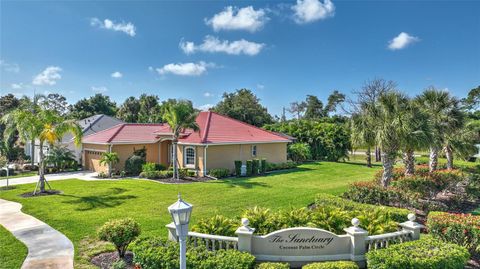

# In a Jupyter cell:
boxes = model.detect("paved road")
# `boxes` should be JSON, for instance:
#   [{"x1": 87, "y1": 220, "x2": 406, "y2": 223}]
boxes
[
  {"x1": 0, "y1": 171, "x2": 98, "y2": 187},
  {"x1": 0, "y1": 199, "x2": 74, "y2": 269}
]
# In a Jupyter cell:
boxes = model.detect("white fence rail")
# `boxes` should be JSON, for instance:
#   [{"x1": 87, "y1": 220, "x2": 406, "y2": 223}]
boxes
[
  {"x1": 187, "y1": 231, "x2": 239, "y2": 251},
  {"x1": 366, "y1": 230, "x2": 413, "y2": 251}
]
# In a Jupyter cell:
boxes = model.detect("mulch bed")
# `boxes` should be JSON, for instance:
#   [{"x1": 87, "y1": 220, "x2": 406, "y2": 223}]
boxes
[
  {"x1": 20, "y1": 190, "x2": 61, "y2": 198},
  {"x1": 91, "y1": 251, "x2": 135, "y2": 269}
]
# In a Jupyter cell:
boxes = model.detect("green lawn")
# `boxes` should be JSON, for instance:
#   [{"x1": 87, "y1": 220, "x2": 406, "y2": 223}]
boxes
[
  {"x1": 0, "y1": 161, "x2": 379, "y2": 268},
  {"x1": 0, "y1": 225, "x2": 27, "y2": 269}
]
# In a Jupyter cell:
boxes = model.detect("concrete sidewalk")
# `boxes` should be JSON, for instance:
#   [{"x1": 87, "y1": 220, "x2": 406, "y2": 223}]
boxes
[
  {"x1": 0, "y1": 171, "x2": 98, "y2": 187},
  {"x1": 0, "y1": 199, "x2": 74, "y2": 269}
]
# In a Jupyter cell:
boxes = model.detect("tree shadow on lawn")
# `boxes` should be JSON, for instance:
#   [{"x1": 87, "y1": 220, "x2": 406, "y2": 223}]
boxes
[
  {"x1": 60, "y1": 187, "x2": 138, "y2": 211},
  {"x1": 340, "y1": 161, "x2": 383, "y2": 168}
]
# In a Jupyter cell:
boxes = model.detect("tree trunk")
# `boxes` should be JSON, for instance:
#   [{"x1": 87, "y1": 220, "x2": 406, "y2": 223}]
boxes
[
  {"x1": 30, "y1": 139, "x2": 35, "y2": 165},
  {"x1": 172, "y1": 141, "x2": 178, "y2": 180},
  {"x1": 375, "y1": 147, "x2": 381, "y2": 162},
  {"x1": 404, "y1": 149, "x2": 415, "y2": 176},
  {"x1": 108, "y1": 162, "x2": 112, "y2": 178},
  {"x1": 429, "y1": 146, "x2": 438, "y2": 172},
  {"x1": 381, "y1": 151, "x2": 395, "y2": 188},
  {"x1": 38, "y1": 140, "x2": 46, "y2": 193},
  {"x1": 445, "y1": 145, "x2": 454, "y2": 170},
  {"x1": 365, "y1": 147, "x2": 372, "y2": 168}
]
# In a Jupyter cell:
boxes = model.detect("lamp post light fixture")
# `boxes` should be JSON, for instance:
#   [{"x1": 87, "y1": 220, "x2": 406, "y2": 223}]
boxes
[{"x1": 168, "y1": 193, "x2": 193, "y2": 269}]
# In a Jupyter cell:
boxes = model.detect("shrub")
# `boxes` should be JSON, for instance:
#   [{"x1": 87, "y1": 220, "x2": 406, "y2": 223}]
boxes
[
  {"x1": 142, "y1": 162, "x2": 166, "y2": 173},
  {"x1": 288, "y1": 143, "x2": 312, "y2": 163},
  {"x1": 257, "y1": 262, "x2": 290, "y2": 269},
  {"x1": 235, "y1": 160, "x2": 242, "y2": 176},
  {"x1": 252, "y1": 159, "x2": 259, "y2": 175},
  {"x1": 260, "y1": 159, "x2": 267, "y2": 174},
  {"x1": 366, "y1": 238, "x2": 470, "y2": 269},
  {"x1": 98, "y1": 218, "x2": 141, "y2": 258},
  {"x1": 111, "y1": 260, "x2": 127, "y2": 269},
  {"x1": 139, "y1": 170, "x2": 173, "y2": 179},
  {"x1": 131, "y1": 237, "x2": 255, "y2": 269},
  {"x1": 302, "y1": 261, "x2": 359, "y2": 269},
  {"x1": 246, "y1": 160, "x2": 253, "y2": 176},
  {"x1": 125, "y1": 155, "x2": 145, "y2": 176},
  {"x1": 427, "y1": 211, "x2": 480, "y2": 254},
  {"x1": 209, "y1": 168, "x2": 230, "y2": 178},
  {"x1": 265, "y1": 161, "x2": 298, "y2": 172},
  {"x1": 342, "y1": 181, "x2": 412, "y2": 208},
  {"x1": 192, "y1": 215, "x2": 238, "y2": 237}
]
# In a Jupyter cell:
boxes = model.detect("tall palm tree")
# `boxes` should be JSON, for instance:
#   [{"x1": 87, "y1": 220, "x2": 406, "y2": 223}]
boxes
[
  {"x1": 2, "y1": 108, "x2": 82, "y2": 194},
  {"x1": 415, "y1": 88, "x2": 463, "y2": 172},
  {"x1": 99, "y1": 152, "x2": 120, "y2": 178},
  {"x1": 351, "y1": 108, "x2": 376, "y2": 167},
  {"x1": 371, "y1": 91, "x2": 411, "y2": 187},
  {"x1": 163, "y1": 101, "x2": 199, "y2": 180},
  {"x1": 401, "y1": 101, "x2": 431, "y2": 176}
]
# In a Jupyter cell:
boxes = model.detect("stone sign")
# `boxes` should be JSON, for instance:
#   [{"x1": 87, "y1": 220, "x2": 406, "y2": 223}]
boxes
[{"x1": 251, "y1": 227, "x2": 351, "y2": 264}]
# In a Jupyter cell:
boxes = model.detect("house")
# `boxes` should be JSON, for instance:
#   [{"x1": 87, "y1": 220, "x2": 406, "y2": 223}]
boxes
[
  {"x1": 24, "y1": 114, "x2": 124, "y2": 163},
  {"x1": 82, "y1": 111, "x2": 291, "y2": 176}
]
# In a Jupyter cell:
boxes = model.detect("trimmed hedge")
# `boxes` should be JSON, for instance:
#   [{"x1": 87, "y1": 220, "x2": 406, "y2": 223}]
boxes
[
  {"x1": 257, "y1": 262, "x2": 290, "y2": 269},
  {"x1": 139, "y1": 170, "x2": 173, "y2": 179},
  {"x1": 427, "y1": 211, "x2": 480, "y2": 254},
  {"x1": 235, "y1": 160, "x2": 242, "y2": 176},
  {"x1": 252, "y1": 159, "x2": 259, "y2": 175},
  {"x1": 260, "y1": 159, "x2": 267, "y2": 174},
  {"x1": 131, "y1": 237, "x2": 255, "y2": 269},
  {"x1": 142, "y1": 162, "x2": 166, "y2": 173},
  {"x1": 366, "y1": 238, "x2": 470, "y2": 269},
  {"x1": 246, "y1": 160, "x2": 253, "y2": 176},
  {"x1": 265, "y1": 161, "x2": 297, "y2": 171},
  {"x1": 209, "y1": 168, "x2": 230, "y2": 178},
  {"x1": 302, "y1": 261, "x2": 358, "y2": 269}
]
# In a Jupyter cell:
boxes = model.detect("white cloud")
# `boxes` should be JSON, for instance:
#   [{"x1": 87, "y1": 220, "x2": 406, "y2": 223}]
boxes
[
  {"x1": 204, "y1": 92, "x2": 213, "y2": 97},
  {"x1": 32, "y1": 66, "x2": 62, "y2": 86},
  {"x1": 11, "y1": 83, "x2": 23, "y2": 90},
  {"x1": 90, "y1": 18, "x2": 136, "y2": 37},
  {"x1": 156, "y1": 62, "x2": 214, "y2": 76},
  {"x1": 180, "y1": 36, "x2": 265, "y2": 56},
  {"x1": 205, "y1": 6, "x2": 268, "y2": 32},
  {"x1": 199, "y1": 104, "x2": 214, "y2": 111},
  {"x1": 292, "y1": 0, "x2": 335, "y2": 24},
  {"x1": 91, "y1": 86, "x2": 108, "y2": 93},
  {"x1": 0, "y1": 60, "x2": 20, "y2": 73},
  {"x1": 111, "y1": 71, "x2": 123, "y2": 78},
  {"x1": 257, "y1": 84, "x2": 265, "y2": 89},
  {"x1": 388, "y1": 32, "x2": 420, "y2": 50}
]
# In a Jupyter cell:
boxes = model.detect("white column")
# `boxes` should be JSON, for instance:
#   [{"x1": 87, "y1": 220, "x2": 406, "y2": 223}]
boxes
[
  {"x1": 399, "y1": 213, "x2": 424, "y2": 240},
  {"x1": 235, "y1": 218, "x2": 255, "y2": 253},
  {"x1": 344, "y1": 218, "x2": 368, "y2": 266}
]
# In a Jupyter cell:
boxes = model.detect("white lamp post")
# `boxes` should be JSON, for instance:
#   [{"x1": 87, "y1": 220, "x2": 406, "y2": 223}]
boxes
[{"x1": 168, "y1": 193, "x2": 193, "y2": 269}]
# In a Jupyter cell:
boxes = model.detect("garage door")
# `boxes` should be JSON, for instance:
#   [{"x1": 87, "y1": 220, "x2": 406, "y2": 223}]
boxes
[{"x1": 84, "y1": 150, "x2": 106, "y2": 172}]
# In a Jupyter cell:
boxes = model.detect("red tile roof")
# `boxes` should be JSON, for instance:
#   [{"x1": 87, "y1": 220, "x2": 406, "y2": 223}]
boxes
[{"x1": 82, "y1": 112, "x2": 291, "y2": 145}]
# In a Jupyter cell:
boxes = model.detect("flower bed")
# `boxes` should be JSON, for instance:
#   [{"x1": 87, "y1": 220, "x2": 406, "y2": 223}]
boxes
[{"x1": 427, "y1": 211, "x2": 480, "y2": 254}]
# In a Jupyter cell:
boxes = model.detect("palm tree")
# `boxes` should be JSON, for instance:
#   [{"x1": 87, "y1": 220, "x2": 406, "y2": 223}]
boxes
[
  {"x1": 401, "y1": 102, "x2": 431, "y2": 176},
  {"x1": 351, "y1": 106, "x2": 376, "y2": 167},
  {"x1": 2, "y1": 108, "x2": 82, "y2": 194},
  {"x1": 163, "y1": 101, "x2": 199, "y2": 179},
  {"x1": 371, "y1": 91, "x2": 411, "y2": 187},
  {"x1": 99, "y1": 152, "x2": 120, "y2": 178},
  {"x1": 415, "y1": 88, "x2": 463, "y2": 172}
]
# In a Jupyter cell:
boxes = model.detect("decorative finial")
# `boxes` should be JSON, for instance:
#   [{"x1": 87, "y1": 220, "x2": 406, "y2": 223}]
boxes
[
  {"x1": 352, "y1": 218, "x2": 360, "y2": 227},
  {"x1": 407, "y1": 213, "x2": 416, "y2": 222},
  {"x1": 241, "y1": 218, "x2": 250, "y2": 227}
]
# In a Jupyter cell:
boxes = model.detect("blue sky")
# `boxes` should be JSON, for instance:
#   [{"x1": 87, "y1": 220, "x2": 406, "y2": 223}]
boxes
[{"x1": 1, "y1": 0, "x2": 479, "y2": 117}]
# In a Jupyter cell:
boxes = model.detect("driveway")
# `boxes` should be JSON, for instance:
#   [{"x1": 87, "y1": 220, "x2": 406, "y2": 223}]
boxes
[{"x1": 0, "y1": 171, "x2": 98, "y2": 187}]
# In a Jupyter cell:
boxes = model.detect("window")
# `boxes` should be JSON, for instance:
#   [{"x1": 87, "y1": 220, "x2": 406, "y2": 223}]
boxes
[
  {"x1": 251, "y1": 145, "x2": 257, "y2": 157},
  {"x1": 184, "y1": 147, "x2": 195, "y2": 167}
]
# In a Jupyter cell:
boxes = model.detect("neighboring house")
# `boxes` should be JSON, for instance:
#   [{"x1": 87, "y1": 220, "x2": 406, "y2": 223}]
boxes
[
  {"x1": 82, "y1": 111, "x2": 291, "y2": 176},
  {"x1": 24, "y1": 114, "x2": 124, "y2": 163}
]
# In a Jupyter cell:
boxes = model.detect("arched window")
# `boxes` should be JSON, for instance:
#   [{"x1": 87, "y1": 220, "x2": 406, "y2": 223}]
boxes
[{"x1": 184, "y1": 146, "x2": 195, "y2": 167}]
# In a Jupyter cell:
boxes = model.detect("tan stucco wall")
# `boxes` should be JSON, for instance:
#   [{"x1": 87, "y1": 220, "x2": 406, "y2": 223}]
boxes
[
  {"x1": 111, "y1": 143, "x2": 160, "y2": 171},
  {"x1": 178, "y1": 142, "x2": 288, "y2": 174},
  {"x1": 176, "y1": 145, "x2": 206, "y2": 176}
]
